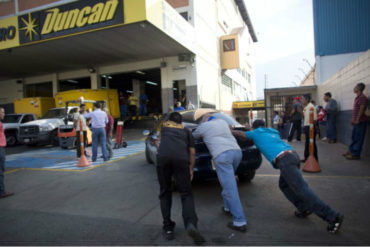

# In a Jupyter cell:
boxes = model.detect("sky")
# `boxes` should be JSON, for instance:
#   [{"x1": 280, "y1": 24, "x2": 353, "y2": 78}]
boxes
[{"x1": 244, "y1": 0, "x2": 315, "y2": 99}]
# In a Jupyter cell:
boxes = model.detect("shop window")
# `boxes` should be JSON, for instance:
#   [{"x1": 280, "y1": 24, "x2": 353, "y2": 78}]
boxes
[{"x1": 25, "y1": 82, "x2": 52, "y2": 97}]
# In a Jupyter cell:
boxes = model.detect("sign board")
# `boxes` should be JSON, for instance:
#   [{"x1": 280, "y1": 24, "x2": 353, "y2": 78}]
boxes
[{"x1": 232, "y1": 100, "x2": 265, "y2": 109}]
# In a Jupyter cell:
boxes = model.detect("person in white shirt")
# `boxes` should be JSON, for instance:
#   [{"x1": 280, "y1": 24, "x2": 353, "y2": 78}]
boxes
[
  {"x1": 273, "y1": 111, "x2": 280, "y2": 130},
  {"x1": 84, "y1": 102, "x2": 109, "y2": 162}
]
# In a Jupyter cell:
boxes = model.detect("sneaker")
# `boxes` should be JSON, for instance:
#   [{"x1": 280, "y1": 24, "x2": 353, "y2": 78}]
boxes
[
  {"x1": 327, "y1": 215, "x2": 344, "y2": 234},
  {"x1": 294, "y1": 210, "x2": 312, "y2": 218},
  {"x1": 0, "y1": 191, "x2": 14, "y2": 199},
  {"x1": 164, "y1": 230, "x2": 174, "y2": 241},
  {"x1": 321, "y1": 137, "x2": 328, "y2": 141},
  {"x1": 222, "y1": 207, "x2": 232, "y2": 216},
  {"x1": 345, "y1": 154, "x2": 360, "y2": 160},
  {"x1": 186, "y1": 223, "x2": 205, "y2": 245},
  {"x1": 227, "y1": 222, "x2": 247, "y2": 232}
]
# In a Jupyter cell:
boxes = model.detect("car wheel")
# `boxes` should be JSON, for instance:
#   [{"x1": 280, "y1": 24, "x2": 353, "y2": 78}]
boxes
[
  {"x1": 145, "y1": 145, "x2": 154, "y2": 164},
  {"x1": 6, "y1": 133, "x2": 17, "y2": 146},
  {"x1": 238, "y1": 170, "x2": 256, "y2": 183},
  {"x1": 50, "y1": 130, "x2": 59, "y2": 146}
]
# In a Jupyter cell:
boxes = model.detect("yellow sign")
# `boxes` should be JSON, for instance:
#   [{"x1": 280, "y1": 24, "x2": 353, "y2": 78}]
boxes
[
  {"x1": 0, "y1": 16, "x2": 20, "y2": 50},
  {"x1": 233, "y1": 100, "x2": 265, "y2": 109}
]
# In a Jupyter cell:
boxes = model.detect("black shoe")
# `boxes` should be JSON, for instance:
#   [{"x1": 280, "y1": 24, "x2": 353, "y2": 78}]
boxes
[
  {"x1": 164, "y1": 230, "x2": 174, "y2": 241},
  {"x1": 327, "y1": 215, "x2": 344, "y2": 234},
  {"x1": 186, "y1": 223, "x2": 205, "y2": 245},
  {"x1": 294, "y1": 210, "x2": 312, "y2": 218},
  {"x1": 222, "y1": 207, "x2": 232, "y2": 216},
  {"x1": 227, "y1": 222, "x2": 247, "y2": 232}
]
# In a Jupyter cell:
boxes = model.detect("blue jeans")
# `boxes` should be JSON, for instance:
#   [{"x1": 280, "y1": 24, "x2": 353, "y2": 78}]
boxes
[
  {"x1": 326, "y1": 114, "x2": 337, "y2": 141},
  {"x1": 0, "y1": 147, "x2": 5, "y2": 195},
  {"x1": 349, "y1": 122, "x2": 368, "y2": 156},
  {"x1": 277, "y1": 152, "x2": 339, "y2": 222},
  {"x1": 92, "y1": 128, "x2": 108, "y2": 161},
  {"x1": 214, "y1": 149, "x2": 247, "y2": 226},
  {"x1": 120, "y1": 105, "x2": 126, "y2": 119},
  {"x1": 139, "y1": 104, "x2": 147, "y2": 116}
]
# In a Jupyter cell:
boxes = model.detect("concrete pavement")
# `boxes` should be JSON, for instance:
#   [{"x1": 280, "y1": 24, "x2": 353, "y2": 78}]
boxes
[{"x1": 0, "y1": 139, "x2": 369, "y2": 245}]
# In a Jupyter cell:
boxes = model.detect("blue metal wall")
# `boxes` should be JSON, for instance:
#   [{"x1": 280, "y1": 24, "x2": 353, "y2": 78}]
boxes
[{"x1": 313, "y1": 0, "x2": 370, "y2": 56}]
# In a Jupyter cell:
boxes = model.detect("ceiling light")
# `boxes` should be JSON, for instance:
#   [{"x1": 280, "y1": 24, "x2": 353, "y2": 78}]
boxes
[
  {"x1": 146, "y1": 81, "x2": 158, "y2": 86},
  {"x1": 126, "y1": 90, "x2": 133, "y2": 93},
  {"x1": 136, "y1": 70, "x2": 146, "y2": 75},
  {"x1": 67, "y1": 79, "x2": 78, "y2": 83},
  {"x1": 107, "y1": 76, "x2": 112, "y2": 79}
]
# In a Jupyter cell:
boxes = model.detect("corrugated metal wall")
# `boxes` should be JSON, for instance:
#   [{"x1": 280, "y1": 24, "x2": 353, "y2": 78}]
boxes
[{"x1": 313, "y1": 0, "x2": 370, "y2": 56}]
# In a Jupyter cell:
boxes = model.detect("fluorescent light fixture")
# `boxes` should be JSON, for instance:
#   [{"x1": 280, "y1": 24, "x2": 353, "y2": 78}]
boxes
[
  {"x1": 136, "y1": 70, "x2": 146, "y2": 75},
  {"x1": 126, "y1": 90, "x2": 133, "y2": 93},
  {"x1": 101, "y1": 75, "x2": 107, "y2": 78},
  {"x1": 67, "y1": 79, "x2": 78, "y2": 83},
  {"x1": 173, "y1": 88, "x2": 178, "y2": 91},
  {"x1": 107, "y1": 76, "x2": 112, "y2": 79},
  {"x1": 146, "y1": 81, "x2": 158, "y2": 86}
]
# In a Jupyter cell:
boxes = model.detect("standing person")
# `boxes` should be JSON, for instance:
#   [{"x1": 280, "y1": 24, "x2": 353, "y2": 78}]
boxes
[
  {"x1": 323, "y1": 92, "x2": 338, "y2": 143},
  {"x1": 317, "y1": 106, "x2": 327, "y2": 139},
  {"x1": 302, "y1": 94, "x2": 318, "y2": 163},
  {"x1": 84, "y1": 102, "x2": 109, "y2": 162},
  {"x1": 119, "y1": 92, "x2": 127, "y2": 120},
  {"x1": 156, "y1": 112, "x2": 205, "y2": 245},
  {"x1": 278, "y1": 111, "x2": 288, "y2": 139},
  {"x1": 273, "y1": 111, "x2": 280, "y2": 130},
  {"x1": 73, "y1": 104, "x2": 89, "y2": 158},
  {"x1": 128, "y1": 92, "x2": 139, "y2": 117},
  {"x1": 193, "y1": 115, "x2": 247, "y2": 232},
  {"x1": 344, "y1": 83, "x2": 369, "y2": 160},
  {"x1": 104, "y1": 107, "x2": 114, "y2": 159},
  {"x1": 288, "y1": 97, "x2": 303, "y2": 142},
  {"x1": 232, "y1": 120, "x2": 344, "y2": 234},
  {"x1": 0, "y1": 107, "x2": 14, "y2": 199},
  {"x1": 139, "y1": 90, "x2": 148, "y2": 116}
]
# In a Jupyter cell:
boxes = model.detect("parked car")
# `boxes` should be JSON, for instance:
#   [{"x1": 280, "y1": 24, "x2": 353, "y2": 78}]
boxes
[
  {"x1": 144, "y1": 109, "x2": 262, "y2": 182},
  {"x1": 2, "y1": 113, "x2": 37, "y2": 146},
  {"x1": 18, "y1": 107, "x2": 78, "y2": 146}
]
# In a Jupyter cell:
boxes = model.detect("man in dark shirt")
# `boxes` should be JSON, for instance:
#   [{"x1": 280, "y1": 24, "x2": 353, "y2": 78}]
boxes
[
  {"x1": 323, "y1": 92, "x2": 338, "y2": 143},
  {"x1": 104, "y1": 107, "x2": 114, "y2": 159},
  {"x1": 344, "y1": 83, "x2": 369, "y2": 160},
  {"x1": 288, "y1": 97, "x2": 303, "y2": 142},
  {"x1": 156, "y1": 112, "x2": 205, "y2": 245}
]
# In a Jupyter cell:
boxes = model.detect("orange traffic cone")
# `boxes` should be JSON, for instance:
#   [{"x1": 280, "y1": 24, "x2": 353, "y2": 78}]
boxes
[
  {"x1": 77, "y1": 119, "x2": 90, "y2": 167},
  {"x1": 302, "y1": 107, "x2": 321, "y2": 173}
]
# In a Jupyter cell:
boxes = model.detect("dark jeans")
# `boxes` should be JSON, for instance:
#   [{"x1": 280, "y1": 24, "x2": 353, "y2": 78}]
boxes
[
  {"x1": 304, "y1": 126, "x2": 318, "y2": 162},
  {"x1": 92, "y1": 128, "x2": 108, "y2": 161},
  {"x1": 129, "y1": 105, "x2": 137, "y2": 117},
  {"x1": 326, "y1": 114, "x2": 337, "y2": 141},
  {"x1": 0, "y1": 147, "x2": 5, "y2": 195},
  {"x1": 76, "y1": 131, "x2": 87, "y2": 158},
  {"x1": 279, "y1": 124, "x2": 287, "y2": 139},
  {"x1": 156, "y1": 155, "x2": 198, "y2": 231},
  {"x1": 288, "y1": 120, "x2": 302, "y2": 141},
  {"x1": 349, "y1": 122, "x2": 368, "y2": 156},
  {"x1": 277, "y1": 152, "x2": 339, "y2": 222}
]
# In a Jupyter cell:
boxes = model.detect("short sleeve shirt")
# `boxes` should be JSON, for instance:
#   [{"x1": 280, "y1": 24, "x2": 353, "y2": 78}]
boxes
[
  {"x1": 105, "y1": 114, "x2": 114, "y2": 135},
  {"x1": 291, "y1": 102, "x2": 303, "y2": 121},
  {"x1": 0, "y1": 122, "x2": 6, "y2": 147},
  {"x1": 352, "y1": 94, "x2": 368, "y2": 123},
  {"x1": 74, "y1": 112, "x2": 87, "y2": 131},
  {"x1": 158, "y1": 121, "x2": 194, "y2": 161}
]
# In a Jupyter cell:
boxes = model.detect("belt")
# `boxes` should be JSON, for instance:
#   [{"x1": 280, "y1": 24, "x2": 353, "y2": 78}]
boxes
[{"x1": 274, "y1": 150, "x2": 296, "y2": 164}]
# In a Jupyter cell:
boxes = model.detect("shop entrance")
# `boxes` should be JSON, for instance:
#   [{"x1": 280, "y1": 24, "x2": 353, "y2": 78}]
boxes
[{"x1": 107, "y1": 68, "x2": 162, "y2": 116}]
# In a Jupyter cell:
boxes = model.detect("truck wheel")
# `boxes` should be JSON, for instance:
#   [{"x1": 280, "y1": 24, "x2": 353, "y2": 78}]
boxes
[
  {"x1": 50, "y1": 130, "x2": 59, "y2": 146},
  {"x1": 5, "y1": 132, "x2": 17, "y2": 146},
  {"x1": 237, "y1": 170, "x2": 256, "y2": 183}
]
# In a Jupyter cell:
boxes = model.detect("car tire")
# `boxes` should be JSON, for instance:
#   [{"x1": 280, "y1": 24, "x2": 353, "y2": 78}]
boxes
[
  {"x1": 237, "y1": 170, "x2": 256, "y2": 183},
  {"x1": 145, "y1": 145, "x2": 154, "y2": 164},
  {"x1": 50, "y1": 130, "x2": 59, "y2": 146},
  {"x1": 5, "y1": 132, "x2": 17, "y2": 146}
]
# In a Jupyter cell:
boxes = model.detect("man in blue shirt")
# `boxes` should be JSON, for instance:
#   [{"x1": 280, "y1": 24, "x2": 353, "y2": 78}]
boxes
[
  {"x1": 84, "y1": 102, "x2": 109, "y2": 162},
  {"x1": 174, "y1": 102, "x2": 185, "y2": 111},
  {"x1": 232, "y1": 120, "x2": 344, "y2": 234},
  {"x1": 139, "y1": 91, "x2": 148, "y2": 116}
]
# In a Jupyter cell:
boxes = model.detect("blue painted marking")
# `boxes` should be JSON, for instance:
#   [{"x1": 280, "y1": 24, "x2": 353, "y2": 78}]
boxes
[{"x1": 5, "y1": 141, "x2": 145, "y2": 171}]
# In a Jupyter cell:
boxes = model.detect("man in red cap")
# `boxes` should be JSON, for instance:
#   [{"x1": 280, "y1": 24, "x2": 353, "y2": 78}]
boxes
[{"x1": 288, "y1": 96, "x2": 303, "y2": 142}]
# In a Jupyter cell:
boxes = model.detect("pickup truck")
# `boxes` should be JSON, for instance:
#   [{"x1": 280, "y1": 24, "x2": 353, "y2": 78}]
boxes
[
  {"x1": 18, "y1": 107, "x2": 78, "y2": 146},
  {"x1": 2, "y1": 113, "x2": 37, "y2": 146}
]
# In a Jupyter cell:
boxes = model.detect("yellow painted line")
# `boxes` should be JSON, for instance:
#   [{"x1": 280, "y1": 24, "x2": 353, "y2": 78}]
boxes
[
  {"x1": 256, "y1": 174, "x2": 370, "y2": 179},
  {"x1": 4, "y1": 168, "x2": 23, "y2": 175}
]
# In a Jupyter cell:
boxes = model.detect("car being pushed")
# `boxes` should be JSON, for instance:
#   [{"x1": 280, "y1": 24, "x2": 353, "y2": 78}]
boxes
[{"x1": 144, "y1": 109, "x2": 262, "y2": 182}]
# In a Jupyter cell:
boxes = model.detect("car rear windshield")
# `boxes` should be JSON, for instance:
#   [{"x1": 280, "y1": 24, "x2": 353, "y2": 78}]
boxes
[
  {"x1": 41, "y1": 109, "x2": 66, "y2": 119},
  {"x1": 3, "y1": 115, "x2": 22, "y2": 123}
]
